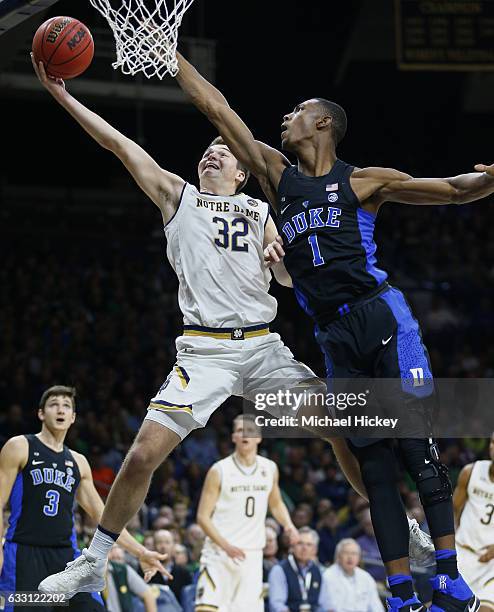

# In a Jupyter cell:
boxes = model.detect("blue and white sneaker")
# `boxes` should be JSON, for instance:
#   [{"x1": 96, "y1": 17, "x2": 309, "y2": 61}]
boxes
[
  {"x1": 387, "y1": 594, "x2": 426, "y2": 612},
  {"x1": 430, "y1": 574, "x2": 480, "y2": 612}
]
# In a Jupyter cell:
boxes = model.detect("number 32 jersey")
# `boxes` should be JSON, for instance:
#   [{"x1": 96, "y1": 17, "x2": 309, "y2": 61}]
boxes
[
  {"x1": 204, "y1": 454, "x2": 276, "y2": 551},
  {"x1": 6, "y1": 434, "x2": 81, "y2": 547},
  {"x1": 165, "y1": 184, "x2": 277, "y2": 328}
]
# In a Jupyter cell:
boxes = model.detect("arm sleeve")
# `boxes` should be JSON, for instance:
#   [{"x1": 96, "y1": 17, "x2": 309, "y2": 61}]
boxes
[
  {"x1": 268, "y1": 564, "x2": 289, "y2": 612},
  {"x1": 125, "y1": 564, "x2": 151, "y2": 598}
]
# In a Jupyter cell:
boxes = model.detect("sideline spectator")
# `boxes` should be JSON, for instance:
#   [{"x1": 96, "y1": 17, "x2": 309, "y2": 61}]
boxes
[
  {"x1": 105, "y1": 545, "x2": 157, "y2": 612},
  {"x1": 321, "y1": 538, "x2": 383, "y2": 612},
  {"x1": 268, "y1": 527, "x2": 327, "y2": 612},
  {"x1": 356, "y1": 508, "x2": 386, "y2": 583}
]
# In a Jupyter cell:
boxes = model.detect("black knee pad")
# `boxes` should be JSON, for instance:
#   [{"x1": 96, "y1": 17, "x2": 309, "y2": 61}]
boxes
[{"x1": 414, "y1": 443, "x2": 452, "y2": 508}]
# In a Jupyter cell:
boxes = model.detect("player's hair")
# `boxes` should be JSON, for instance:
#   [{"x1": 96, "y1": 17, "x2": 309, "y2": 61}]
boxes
[
  {"x1": 232, "y1": 413, "x2": 261, "y2": 437},
  {"x1": 39, "y1": 385, "x2": 76, "y2": 412},
  {"x1": 313, "y1": 98, "x2": 347, "y2": 146},
  {"x1": 334, "y1": 537, "x2": 361, "y2": 561},
  {"x1": 208, "y1": 136, "x2": 251, "y2": 193},
  {"x1": 298, "y1": 526, "x2": 320, "y2": 547}
]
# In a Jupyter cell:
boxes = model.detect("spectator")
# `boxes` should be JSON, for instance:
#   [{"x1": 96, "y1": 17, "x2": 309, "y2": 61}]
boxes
[
  {"x1": 268, "y1": 527, "x2": 327, "y2": 612},
  {"x1": 321, "y1": 538, "x2": 383, "y2": 612},
  {"x1": 264, "y1": 526, "x2": 280, "y2": 612},
  {"x1": 173, "y1": 544, "x2": 188, "y2": 567},
  {"x1": 317, "y1": 507, "x2": 348, "y2": 566},
  {"x1": 89, "y1": 445, "x2": 116, "y2": 499},
  {"x1": 143, "y1": 530, "x2": 192, "y2": 603},
  {"x1": 184, "y1": 523, "x2": 205, "y2": 571},
  {"x1": 105, "y1": 545, "x2": 157, "y2": 612}
]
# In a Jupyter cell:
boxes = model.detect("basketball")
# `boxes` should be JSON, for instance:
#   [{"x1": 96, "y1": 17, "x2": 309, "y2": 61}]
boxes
[{"x1": 32, "y1": 16, "x2": 94, "y2": 80}]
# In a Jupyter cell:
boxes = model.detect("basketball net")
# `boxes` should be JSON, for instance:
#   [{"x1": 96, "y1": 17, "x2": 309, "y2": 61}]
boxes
[{"x1": 89, "y1": 0, "x2": 196, "y2": 79}]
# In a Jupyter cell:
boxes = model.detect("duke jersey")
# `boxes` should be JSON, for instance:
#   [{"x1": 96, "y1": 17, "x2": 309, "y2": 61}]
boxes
[
  {"x1": 204, "y1": 454, "x2": 276, "y2": 551},
  {"x1": 6, "y1": 435, "x2": 80, "y2": 547},
  {"x1": 278, "y1": 160, "x2": 387, "y2": 319},
  {"x1": 456, "y1": 461, "x2": 494, "y2": 553},
  {"x1": 165, "y1": 183, "x2": 277, "y2": 328}
]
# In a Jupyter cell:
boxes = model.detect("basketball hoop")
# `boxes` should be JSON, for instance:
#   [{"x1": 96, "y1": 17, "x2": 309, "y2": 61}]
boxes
[{"x1": 89, "y1": 0, "x2": 196, "y2": 79}]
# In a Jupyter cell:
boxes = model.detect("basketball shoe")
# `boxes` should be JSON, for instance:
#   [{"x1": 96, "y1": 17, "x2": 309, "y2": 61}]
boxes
[
  {"x1": 38, "y1": 548, "x2": 106, "y2": 598},
  {"x1": 387, "y1": 594, "x2": 426, "y2": 611},
  {"x1": 408, "y1": 517, "x2": 435, "y2": 567},
  {"x1": 429, "y1": 574, "x2": 480, "y2": 612}
]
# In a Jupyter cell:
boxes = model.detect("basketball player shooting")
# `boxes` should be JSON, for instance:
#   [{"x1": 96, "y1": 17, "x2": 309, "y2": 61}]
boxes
[
  {"x1": 170, "y1": 51, "x2": 494, "y2": 612},
  {"x1": 195, "y1": 415, "x2": 296, "y2": 612},
  {"x1": 453, "y1": 433, "x2": 494, "y2": 612},
  {"x1": 0, "y1": 386, "x2": 167, "y2": 612},
  {"x1": 32, "y1": 45, "x2": 434, "y2": 600}
]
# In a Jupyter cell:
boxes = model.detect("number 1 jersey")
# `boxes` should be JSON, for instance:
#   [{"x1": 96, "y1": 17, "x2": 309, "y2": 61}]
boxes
[{"x1": 165, "y1": 184, "x2": 277, "y2": 328}]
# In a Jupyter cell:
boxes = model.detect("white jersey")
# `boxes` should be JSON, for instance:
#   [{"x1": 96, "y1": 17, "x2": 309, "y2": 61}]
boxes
[
  {"x1": 204, "y1": 454, "x2": 276, "y2": 551},
  {"x1": 456, "y1": 461, "x2": 494, "y2": 553},
  {"x1": 165, "y1": 183, "x2": 277, "y2": 328}
]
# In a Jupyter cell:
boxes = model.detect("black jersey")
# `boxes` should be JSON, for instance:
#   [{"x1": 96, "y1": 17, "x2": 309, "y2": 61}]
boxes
[
  {"x1": 5, "y1": 434, "x2": 81, "y2": 547},
  {"x1": 278, "y1": 160, "x2": 387, "y2": 319}
]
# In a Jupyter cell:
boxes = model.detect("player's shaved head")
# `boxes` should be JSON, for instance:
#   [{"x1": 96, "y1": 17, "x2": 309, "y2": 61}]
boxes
[{"x1": 313, "y1": 98, "x2": 347, "y2": 146}]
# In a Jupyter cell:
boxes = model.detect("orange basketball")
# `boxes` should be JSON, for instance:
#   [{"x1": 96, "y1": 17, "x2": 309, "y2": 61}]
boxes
[{"x1": 32, "y1": 16, "x2": 94, "y2": 80}]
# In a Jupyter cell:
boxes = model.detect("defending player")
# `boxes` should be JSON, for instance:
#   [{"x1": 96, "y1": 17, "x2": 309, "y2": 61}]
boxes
[
  {"x1": 195, "y1": 415, "x2": 297, "y2": 612},
  {"x1": 0, "y1": 385, "x2": 166, "y2": 612},
  {"x1": 169, "y1": 52, "x2": 494, "y2": 612},
  {"x1": 453, "y1": 434, "x2": 494, "y2": 612},
  {"x1": 31, "y1": 54, "x2": 433, "y2": 601}
]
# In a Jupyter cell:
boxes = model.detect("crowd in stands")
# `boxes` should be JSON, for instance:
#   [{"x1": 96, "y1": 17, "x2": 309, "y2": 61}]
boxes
[{"x1": 1, "y1": 190, "x2": 493, "y2": 610}]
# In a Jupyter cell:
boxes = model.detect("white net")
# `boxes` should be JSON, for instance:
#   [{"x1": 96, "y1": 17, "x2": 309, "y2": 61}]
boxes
[{"x1": 89, "y1": 0, "x2": 196, "y2": 79}]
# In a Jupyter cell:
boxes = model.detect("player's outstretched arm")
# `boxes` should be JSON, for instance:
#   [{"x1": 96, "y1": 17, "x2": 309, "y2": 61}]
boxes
[
  {"x1": 196, "y1": 465, "x2": 246, "y2": 560},
  {"x1": 453, "y1": 462, "x2": 473, "y2": 528},
  {"x1": 0, "y1": 436, "x2": 28, "y2": 573},
  {"x1": 175, "y1": 52, "x2": 288, "y2": 204},
  {"x1": 263, "y1": 218, "x2": 293, "y2": 288},
  {"x1": 72, "y1": 452, "x2": 170, "y2": 581},
  {"x1": 362, "y1": 164, "x2": 494, "y2": 207},
  {"x1": 31, "y1": 54, "x2": 184, "y2": 223},
  {"x1": 268, "y1": 466, "x2": 299, "y2": 545}
]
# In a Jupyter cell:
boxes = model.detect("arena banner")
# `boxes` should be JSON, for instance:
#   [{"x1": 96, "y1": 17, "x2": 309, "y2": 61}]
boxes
[
  {"x1": 241, "y1": 378, "x2": 494, "y2": 439},
  {"x1": 395, "y1": 0, "x2": 494, "y2": 70}
]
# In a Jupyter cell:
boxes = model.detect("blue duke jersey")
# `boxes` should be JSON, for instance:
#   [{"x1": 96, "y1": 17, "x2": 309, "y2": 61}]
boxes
[
  {"x1": 166, "y1": 183, "x2": 277, "y2": 328},
  {"x1": 6, "y1": 435, "x2": 80, "y2": 547},
  {"x1": 278, "y1": 160, "x2": 387, "y2": 319}
]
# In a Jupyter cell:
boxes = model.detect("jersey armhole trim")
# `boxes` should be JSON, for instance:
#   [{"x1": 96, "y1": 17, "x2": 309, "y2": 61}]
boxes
[
  {"x1": 340, "y1": 164, "x2": 361, "y2": 209},
  {"x1": 164, "y1": 181, "x2": 187, "y2": 229}
]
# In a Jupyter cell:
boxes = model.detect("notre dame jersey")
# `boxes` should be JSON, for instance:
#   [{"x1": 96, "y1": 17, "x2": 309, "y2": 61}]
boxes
[
  {"x1": 278, "y1": 160, "x2": 387, "y2": 319},
  {"x1": 5, "y1": 434, "x2": 81, "y2": 547}
]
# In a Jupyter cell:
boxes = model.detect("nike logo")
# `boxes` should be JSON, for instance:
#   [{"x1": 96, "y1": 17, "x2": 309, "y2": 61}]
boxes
[
  {"x1": 424, "y1": 459, "x2": 431, "y2": 464},
  {"x1": 32, "y1": 460, "x2": 44, "y2": 465},
  {"x1": 280, "y1": 203, "x2": 292, "y2": 215},
  {"x1": 381, "y1": 335, "x2": 393, "y2": 345},
  {"x1": 467, "y1": 596, "x2": 480, "y2": 611},
  {"x1": 410, "y1": 607, "x2": 423, "y2": 612}
]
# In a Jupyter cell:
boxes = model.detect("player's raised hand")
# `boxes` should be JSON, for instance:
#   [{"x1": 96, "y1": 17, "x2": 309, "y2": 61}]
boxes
[
  {"x1": 474, "y1": 163, "x2": 494, "y2": 177},
  {"x1": 30, "y1": 53, "x2": 66, "y2": 97},
  {"x1": 478, "y1": 544, "x2": 494, "y2": 563},
  {"x1": 284, "y1": 523, "x2": 299, "y2": 546},
  {"x1": 139, "y1": 549, "x2": 172, "y2": 582},
  {"x1": 264, "y1": 235, "x2": 285, "y2": 268},
  {"x1": 224, "y1": 543, "x2": 246, "y2": 562}
]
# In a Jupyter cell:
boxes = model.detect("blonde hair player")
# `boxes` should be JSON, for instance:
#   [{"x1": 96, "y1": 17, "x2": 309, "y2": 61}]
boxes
[
  {"x1": 453, "y1": 434, "x2": 494, "y2": 612},
  {"x1": 195, "y1": 415, "x2": 296, "y2": 612},
  {"x1": 32, "y1": 46, "x2": 432, "y2": 598}
]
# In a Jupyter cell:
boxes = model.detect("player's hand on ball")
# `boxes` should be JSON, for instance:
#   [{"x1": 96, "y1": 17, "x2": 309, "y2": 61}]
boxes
[
  {"x1": 284, "y1": 524, "x2": 299, "y2": 545},
  {"x1": 474, "y1": 163, "x2": 494, "y2": 177},
  {"x1": 224, "y1": 543, "x2": 246, "y2": 562},
  {"x1": 139, "y1": 549, "x2": 171, "y2": 582},
  {"x1": 264, "y1": 235, "x2": 285, "y2": 268},
  {"x1": 31, "y1": 53, "x2": 66, "y2": 96},
  {"x1": 479, "y1": 544, "x2": 494, "y2": 562}
]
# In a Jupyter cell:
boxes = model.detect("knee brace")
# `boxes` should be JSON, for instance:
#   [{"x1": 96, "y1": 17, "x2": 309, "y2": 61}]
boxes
[{"x1": 414, "y1": 442, "x2": 452, "y2": 508}]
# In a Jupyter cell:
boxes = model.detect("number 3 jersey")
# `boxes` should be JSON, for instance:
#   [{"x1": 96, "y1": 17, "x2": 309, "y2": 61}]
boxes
[
  {"x1": 456, "y1": 460, "x2": 494, "y2": 553},
  {"x1": 204, "y1": 454, "x2": 276, "y2": 551},
  {"x1": 165, "y1": 184, "x2": 277, "y2": 328},
  {"x1": 5, "y1": 434, "x2": 81, "y2": 547}
]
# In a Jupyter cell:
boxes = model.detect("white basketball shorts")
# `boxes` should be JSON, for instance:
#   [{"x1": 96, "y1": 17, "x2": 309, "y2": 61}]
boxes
[
  {"x1": 145, "y1": 331, "x2": 318, "y2": 439},
  {"x1": 195, "y1": 544, "x2": 264, "y2": 612},
  {"x1": 457, "y1": 545, "x2": 494, "y2": 610}
]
